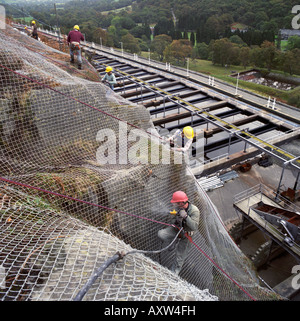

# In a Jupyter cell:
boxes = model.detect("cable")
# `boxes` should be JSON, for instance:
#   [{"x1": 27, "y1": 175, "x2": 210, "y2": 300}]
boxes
[
  {"x1": 124, "y1": 227, "x2": 183, "y2": 256},
  {"x1": 73, "y1": 227, "x2": 183, "y2": 301}
]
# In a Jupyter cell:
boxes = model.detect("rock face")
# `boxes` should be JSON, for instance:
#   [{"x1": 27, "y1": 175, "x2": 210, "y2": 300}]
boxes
[
  {"x1": 0, "y1": 186, "x2": 217, "y2": 301},
  {"x1": 0, "y1": 25, "x2": 282, "y2": 301},
  {"x1": 30, "y1": 228, "x2": 218, "y2": 301}
]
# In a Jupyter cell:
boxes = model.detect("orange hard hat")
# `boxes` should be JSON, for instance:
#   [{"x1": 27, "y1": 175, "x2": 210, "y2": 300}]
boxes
[{"x1": 170, "y1": 191, "x2": 188, "y2": 203}]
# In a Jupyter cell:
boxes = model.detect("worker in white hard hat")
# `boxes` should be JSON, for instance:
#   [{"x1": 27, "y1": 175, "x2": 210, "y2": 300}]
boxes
[
  {"x1": 167, "y1": 126, "x2": 194, "y2": 152},
  {"x1": 102, "y1": 66, "x2": 117, "y2": 90},
  {"x1": 67, "y1": 25, "x2": 84, "y2": 69}
]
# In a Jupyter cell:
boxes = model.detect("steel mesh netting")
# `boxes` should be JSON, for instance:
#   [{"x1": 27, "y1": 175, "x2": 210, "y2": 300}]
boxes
[{"x1": 0, "y1": 24, "x2": 282, "y2": 301}]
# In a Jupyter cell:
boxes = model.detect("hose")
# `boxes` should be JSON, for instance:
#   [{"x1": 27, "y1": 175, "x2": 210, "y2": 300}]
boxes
[{"x1": 73, "y1": 226, "x2": 183, "y2": 301}]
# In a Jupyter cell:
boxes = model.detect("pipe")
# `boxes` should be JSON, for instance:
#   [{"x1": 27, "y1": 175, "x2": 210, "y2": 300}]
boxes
[
  {"x1": 73, "y1": 227, "x2": 183, "y2": 301},
  {"x1": 73, "y1": 252, "x2": 123, "y2": 301}
]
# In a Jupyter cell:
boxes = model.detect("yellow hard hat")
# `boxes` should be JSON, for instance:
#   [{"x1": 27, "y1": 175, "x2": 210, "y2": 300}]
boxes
[
  {"x1": 105, "y1": 66, "x2": 113, "y2": 73},
  {"x1": 32, "y1": 20, "x2": 36, "y2": 24},
  {"x1": 183, "y1": 126, "x2": 194, "y2": 139},
  {"x1": 74, "y1": 25, "x2": 80, "y2": 30}
]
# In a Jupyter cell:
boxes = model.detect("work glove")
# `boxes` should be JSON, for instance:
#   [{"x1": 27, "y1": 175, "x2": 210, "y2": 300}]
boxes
[{"x1": 178, "y1": 209, "x2": 188, "y2": 220}]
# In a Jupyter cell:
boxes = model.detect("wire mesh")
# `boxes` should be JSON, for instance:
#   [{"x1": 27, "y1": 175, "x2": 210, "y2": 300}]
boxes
[{"x1": 0, "y1": 24, "x2": 283, "y2": 301}]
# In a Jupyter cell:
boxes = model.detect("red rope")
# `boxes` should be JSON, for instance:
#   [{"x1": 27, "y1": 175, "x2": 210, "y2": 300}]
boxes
[
  {"x1": 185, "y1": 233, "x2": 256, "y2": 301},
  {"x1": 0, "y1": 57, "x2": 256, "y2": 301},
  {"x1": 0, "y1": 176, "x2": 256, "y2": 301},
  {"x1": 0, "y1": 176, "x2": 171, "y2": 227}
]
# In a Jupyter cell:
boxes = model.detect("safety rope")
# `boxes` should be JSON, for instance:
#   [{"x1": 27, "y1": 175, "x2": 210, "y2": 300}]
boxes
[
  {"x1": 0, "y1": 176, "x2": 171, "y2": 228},
  {"x1": 73, "y1": 227, "x2": 184, "y2": 301},
  {"x1": 0, "y1": 54, "x2": 256, "y2": 300},
  {"x1": 0, "y1": 176, "x2": 256, "y2": 301}
]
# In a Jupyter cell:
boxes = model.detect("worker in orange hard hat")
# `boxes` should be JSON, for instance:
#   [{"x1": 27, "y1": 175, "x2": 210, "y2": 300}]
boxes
[
  {"x1": 157, "y1": 191, "x2": 200, "y2": 275},
  {"x1": 102, "y1": 66, "x2": 117, "y2": 90}
]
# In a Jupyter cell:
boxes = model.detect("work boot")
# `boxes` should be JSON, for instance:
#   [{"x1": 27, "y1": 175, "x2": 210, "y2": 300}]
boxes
[{"x1": 78, "y1": 64, "x2": 82, "y2": 70}]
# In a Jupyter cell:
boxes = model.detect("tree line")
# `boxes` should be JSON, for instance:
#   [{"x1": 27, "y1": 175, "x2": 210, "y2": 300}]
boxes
[
  {"x1": 150, "y1": 34, "x2": 300, "y2": 76},
  {"x1": 7, "y1": 0, "x2": 300, "y2": 77}
]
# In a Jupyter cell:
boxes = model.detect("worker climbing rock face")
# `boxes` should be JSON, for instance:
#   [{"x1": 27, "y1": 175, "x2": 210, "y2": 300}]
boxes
[
  {"x1": 67, "y1": 25, "x2": 84, "y2": 70},
  {"x1": 157, "y1": 191, "x2": 200, "y2": 275},
  {"x1": 102, "y1": 66, "x2": 117, "y2": 90}
]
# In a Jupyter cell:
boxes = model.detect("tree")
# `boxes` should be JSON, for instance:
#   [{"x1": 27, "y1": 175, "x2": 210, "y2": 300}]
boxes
[
  {"x1": 229, "y1": 35, "x2": 246, "y2": 46},
  {"x1": 280, "y1": 49, "x2": 300, "y2": 75},
  {"x1": 261, "y1": 41, "x2": 278, "y2": 71},
  {"x1": 93, "y1": 27, "x2": 111, "y2": 46},
  {"x1": 250, "y1": 46, "x2": 264, "y2": 68},
  {"x1": 287, "y1": 36, "x2": 300, "y2": 50},
  {"x1": 163, "y1": 39, "x2": 192, "y2": 65},
  {"x1": 121, "y1": 33, "x2": 140, "y2": 54},
  {"x1": 190, "y1": 32, "x2": 195, "y2": 47},
  {"x1": 239, "y1": 47, "x2": 250, "y2": 69},
  {"x1": 151, "y1": 34, "x2": 172, "y2": 61},
  {"x1": 212, "y1": 38, "x2": 233, "y2": 66},
  {"x1": 196, "y1": 42, "x2": 209, "y2": 60}
]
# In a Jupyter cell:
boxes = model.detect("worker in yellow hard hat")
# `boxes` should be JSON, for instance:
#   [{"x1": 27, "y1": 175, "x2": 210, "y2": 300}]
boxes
[
  {"x1": 31, "y1": 20, "x2": 38, "y2": 40},
  {"x1": 24, "y1": 26, "x2": 30, "y2": 36},
  {"x1": 67, "y1": 25, "x2": 84, "y2": 69},
  {"x1": 102, "y1": 66, "x2": 117, "y2": 90},
  {"x1": 167, "y1": 126, "x2": 194, "y2": 152}
]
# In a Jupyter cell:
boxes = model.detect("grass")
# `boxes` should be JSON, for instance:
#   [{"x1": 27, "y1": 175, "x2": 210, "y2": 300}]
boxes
[
  {"x1": 14, "y1": 16, "x2": 34, "y2": 23},
  {"x1": 101, "y1": 5, "x2": 132, "y2": 15},
  {"x1": 139, "y1": 51, "x2": 299, "y2": 106},
  {"x1": 188, "y1": 59, "x2": 300, "y2": 106}
]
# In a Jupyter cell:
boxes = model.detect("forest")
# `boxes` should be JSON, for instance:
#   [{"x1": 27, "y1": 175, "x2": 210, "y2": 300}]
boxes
[{"x1": 5, "y1": 0, "x2": 300, "y2": 80}]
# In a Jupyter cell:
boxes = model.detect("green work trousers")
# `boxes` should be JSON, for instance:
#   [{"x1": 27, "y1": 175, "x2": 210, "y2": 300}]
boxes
[{"x1": 158, "y1": 226, "x2": 191, "y2": 275}]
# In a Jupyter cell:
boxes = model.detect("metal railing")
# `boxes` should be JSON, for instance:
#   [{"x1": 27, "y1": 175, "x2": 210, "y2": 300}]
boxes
[{"x1": 234, "y1": 183, "x2": 300, "y2": 213}]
